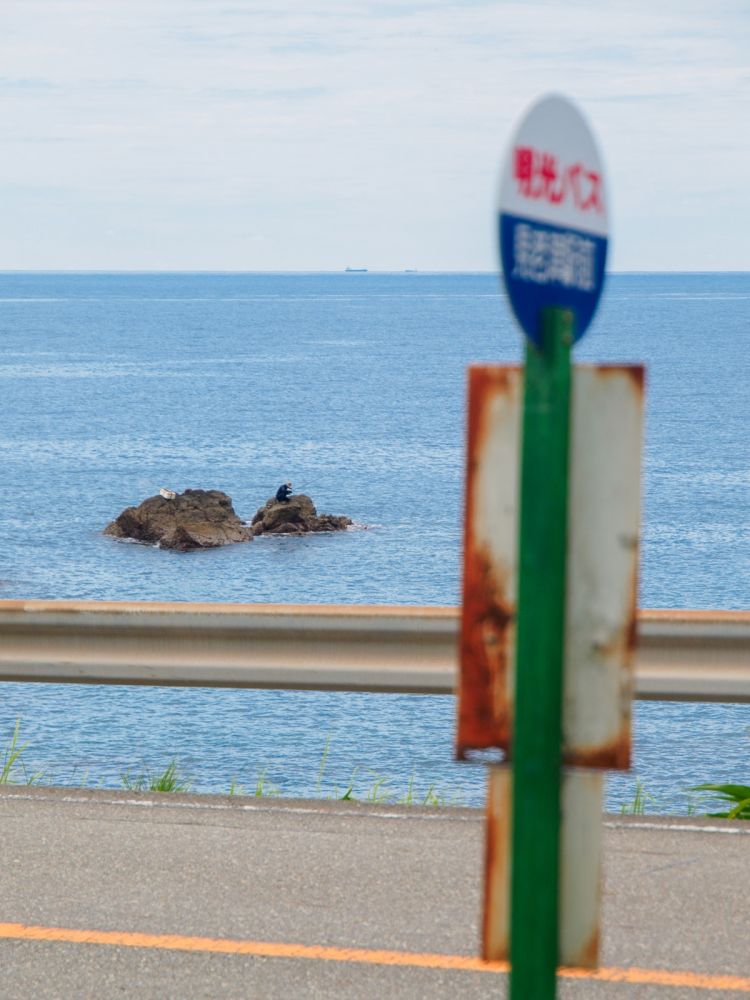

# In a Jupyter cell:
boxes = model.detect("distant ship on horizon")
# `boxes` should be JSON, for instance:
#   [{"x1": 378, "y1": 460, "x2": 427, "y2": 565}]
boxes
[{"x1": 344, "y1": 266, "x2": 368, "y2": 273}]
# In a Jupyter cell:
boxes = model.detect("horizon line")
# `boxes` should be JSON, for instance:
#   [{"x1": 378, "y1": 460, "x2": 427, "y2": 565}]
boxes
[{"x1": 0, "y1": 268, "x2": 748, "y2": 276}]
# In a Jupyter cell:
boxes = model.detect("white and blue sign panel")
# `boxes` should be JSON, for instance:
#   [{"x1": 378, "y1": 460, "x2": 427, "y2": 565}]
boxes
[{"x1": 498, "y1": 95, "x2": 608, "y2": 345}]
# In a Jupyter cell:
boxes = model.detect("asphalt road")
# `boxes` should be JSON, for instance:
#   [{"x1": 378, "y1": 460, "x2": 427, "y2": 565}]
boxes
[{"x1": 0, "y1": 786, "x2": 747, "y2": 999}]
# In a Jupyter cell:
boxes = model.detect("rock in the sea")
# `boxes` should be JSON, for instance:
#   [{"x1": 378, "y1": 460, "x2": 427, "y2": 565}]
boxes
[
  {"x1": 104, "y1": 489, "x2": 253, "y2": 551},
  {"x1": 250, "y1": 494, "x2": 352, "y2": 536}
]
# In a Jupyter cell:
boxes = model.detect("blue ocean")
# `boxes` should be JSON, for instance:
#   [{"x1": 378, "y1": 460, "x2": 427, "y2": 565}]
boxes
[{"x1": 0, "y1": 272, "x2": 747, "y2": 812}]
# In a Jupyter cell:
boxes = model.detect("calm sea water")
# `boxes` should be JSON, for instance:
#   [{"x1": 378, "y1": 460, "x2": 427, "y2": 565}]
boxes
[{"x1": 0, "y1": 272, "x2": 747, "y2": 812}]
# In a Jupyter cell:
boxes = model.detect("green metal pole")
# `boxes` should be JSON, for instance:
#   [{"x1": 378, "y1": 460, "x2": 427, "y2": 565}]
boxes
[{"x1": 509, "y1": 306, "x2": 573, "y2": 1000}]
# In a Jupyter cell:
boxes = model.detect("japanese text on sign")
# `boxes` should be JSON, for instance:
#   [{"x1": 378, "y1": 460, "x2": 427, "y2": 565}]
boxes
[
  {"x1": 514, "y1": 146, "x2": 603, "y2": 215},
  {"x1": 512, "y1": 223, "x2": 596, "y2": 292}
]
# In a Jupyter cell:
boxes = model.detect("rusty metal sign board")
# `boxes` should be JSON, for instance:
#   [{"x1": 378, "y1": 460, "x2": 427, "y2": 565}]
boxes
[
  {"x1": 457, "y1": 366, "x2": 521, "y2": 759},
  {"x1": 483, "y1": 766, "x2": 604, "y2": 967},
  {"x1": 457, "y1": 363, "x2": 643, "y2": 769}
]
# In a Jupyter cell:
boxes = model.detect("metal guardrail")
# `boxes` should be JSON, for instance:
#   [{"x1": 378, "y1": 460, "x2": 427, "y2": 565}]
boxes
[{"x1": 0, "y1": 601, "x2": 747, "y2": 701}]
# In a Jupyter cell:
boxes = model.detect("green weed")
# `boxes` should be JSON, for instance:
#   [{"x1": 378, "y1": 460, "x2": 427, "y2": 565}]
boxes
[
  {"x1": 0, "y1": 719, "x2": 44, "y2": 785},
  {"x1": 399, "y1": 774, "x2": 417, "y2": 805},
  {"x1": 121, "y1": 759, "x2": 192, "y2": 793},
  {"x1": 333, "y1": 767, "x2": 359, "y2": 801},
  {"x1": 0, "y1": 723, "x2": 457, "y2": 807},
  {"x1": 421, "y1": 783, "x2": 447, "y2": 807},
  {"x1": 253, "y1": 769, "x2": 279, "y2": 797},
  {"x1": 620, "y1": 779, "x2": 656, "y2": 815},
  {"x1": 690, "y1": 783, "x2": 750, "y2": 820},
  {"x1": 364, "y1": 773, "x2": 391, "y2": 803}
]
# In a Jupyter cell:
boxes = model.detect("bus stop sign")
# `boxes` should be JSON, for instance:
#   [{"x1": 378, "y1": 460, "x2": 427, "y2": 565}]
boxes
[{"x1": 498, "y1": 94, "x2": 608, "y2": 345}]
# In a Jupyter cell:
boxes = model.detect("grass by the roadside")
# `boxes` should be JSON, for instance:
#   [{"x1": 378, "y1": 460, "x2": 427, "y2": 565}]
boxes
[
  {"x1": 619, "y1": 778, "x2": 656, "y2": 815},
  {"x1": 0, "y1": 721, "x2": 461, "y2": 806},
  {"x1": 3, "y1": 720, "x2": 747, "y2": 817},
  {"x1": 617, "y1": 779, "x2": 734, "y2": 818},
  {"x1": 0, "y1": 719, "x2": 45, "y2": 786},
  {"x1": 689, "y1": 782, "x2": 750, "y2": 820},
  {"x1": 121, "y1": 759, "x2": 192, "y2": 793}
]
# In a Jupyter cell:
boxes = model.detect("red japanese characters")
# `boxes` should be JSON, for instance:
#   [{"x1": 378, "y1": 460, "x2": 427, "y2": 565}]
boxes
[{"x1": 514, "y1": 145, "x2": 604, "y2": 215}]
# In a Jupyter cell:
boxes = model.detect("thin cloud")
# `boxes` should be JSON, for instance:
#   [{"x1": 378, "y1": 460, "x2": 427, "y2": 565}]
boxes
[{"x1": 0, "y1": 0, "x2": 747, "y2": 270}]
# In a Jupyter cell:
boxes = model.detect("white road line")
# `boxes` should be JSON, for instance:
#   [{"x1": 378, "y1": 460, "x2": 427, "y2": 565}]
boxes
[
  {"x1": 0, "y1": 792, "x2": 477, "y2": 822},
  {"x1": 604, "y1": 820, "x2": 750, "y2": 835},
  {"x1": 2, "y1": 792, "x2": 748, "y2": 833}
]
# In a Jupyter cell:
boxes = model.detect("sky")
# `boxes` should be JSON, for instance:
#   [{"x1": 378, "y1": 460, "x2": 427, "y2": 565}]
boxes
[{"x1": 1, "y1": 1, "x2": 748, "y2": 272}]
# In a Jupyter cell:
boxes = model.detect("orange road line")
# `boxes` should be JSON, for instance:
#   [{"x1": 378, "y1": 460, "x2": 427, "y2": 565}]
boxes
[{"x1": 0, "y1": 922, "x2": 748, "y2": 993}]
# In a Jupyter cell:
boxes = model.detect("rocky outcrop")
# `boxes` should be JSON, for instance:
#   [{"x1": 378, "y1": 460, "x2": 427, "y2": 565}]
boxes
[
  {"x1": 250, "y1": 494, "x2": 352, "y2": 536},
  {"x1": 104, "y1": 490, "x2": 253, "y2": 552}
]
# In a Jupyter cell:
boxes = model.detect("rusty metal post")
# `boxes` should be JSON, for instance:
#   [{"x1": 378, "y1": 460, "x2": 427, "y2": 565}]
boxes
[{"x1": 509, "y1": 306, "x2": 572, "y2": 1000}]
